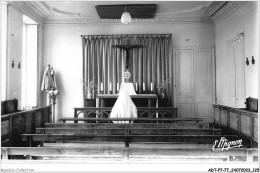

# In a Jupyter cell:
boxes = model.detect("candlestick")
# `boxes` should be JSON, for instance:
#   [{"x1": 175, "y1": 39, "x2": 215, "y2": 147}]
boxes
[
  {"x1": 151, "y1": 82, "x2": 153, "y2": 91},
  {"x1": 101, "y1": 82, "x2": 103, "y2": 92},
  {"x1": 109, "y1": 82, "x2": 112, "y2": 92},
  {"x1": 143, "y1": 82, "x2": 145, "y2": 91},
  {"x1": 117, "y1": 83, "x2": 119, "y2": 92}
]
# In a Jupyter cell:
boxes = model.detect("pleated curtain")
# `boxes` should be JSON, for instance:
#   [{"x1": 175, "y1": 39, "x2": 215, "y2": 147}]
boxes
[{"x1": 82, "y1": 34, "x2": 173, "y2": 106}]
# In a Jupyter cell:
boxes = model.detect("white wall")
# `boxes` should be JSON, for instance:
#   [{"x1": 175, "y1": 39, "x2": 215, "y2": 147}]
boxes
[
  {"x1": 42, "y1": 22, "x2": 215, "y2": 120},
  {"x1": 215, "y1": 2, "x2": 258, "y2": 105},
  {"x1": 7, "y1": 6, "x2": 23, "y2": 109},
  {"x1": 5, "y1": 6, "x2": 44, "y2": 109}
]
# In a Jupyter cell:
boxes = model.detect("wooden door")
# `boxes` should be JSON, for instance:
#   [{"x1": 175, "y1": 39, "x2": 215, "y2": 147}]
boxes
[
  {"x1": 176, "y1": 48, "x2": 213, "y2": 120},
  {"x1": 194, "y1": 49, "x2": 213, "y2": 119},
  {"x1": 176, "y1": 49, "x2": 194, "y2": 118}
]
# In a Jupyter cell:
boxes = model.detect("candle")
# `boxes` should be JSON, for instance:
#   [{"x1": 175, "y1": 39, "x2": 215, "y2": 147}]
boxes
[
  {"x1": 143, "y1": 82, "x2": 145, "y2": 91},
  {"x1": 109, "y1": 82, "x2": 112, "y2": 92},
  {"x1": 117, "y1": 83, "x2": 119, "y2": 91},
  {"x1": 151, "y1": 82, "x2": 153, "y2": 91},
  {"x1": 101, "y1": 82, "x2": 103, "y2": 91},
  {"x1": 136, "y1": 82, "x2": 138, "y2": 91}
]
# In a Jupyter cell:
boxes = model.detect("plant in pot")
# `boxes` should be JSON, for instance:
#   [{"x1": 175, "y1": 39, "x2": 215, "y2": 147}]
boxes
[{"x1": 81, "y1": 78, "x2": 98, "y2": 107}]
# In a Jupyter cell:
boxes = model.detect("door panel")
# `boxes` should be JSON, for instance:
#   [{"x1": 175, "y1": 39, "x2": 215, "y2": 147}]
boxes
[
  {"x1": 235, "y1": 38, "x2": 245, "y2": 108},
  {"x1": 227, "y1": 43, "x2": 236, "y2": 98},
  {"x1": 194, "y1": 50, "x2": 211, "y2": 96},
  {"x1": 226, "y1": 37, "x2": 245, "y2": 108},
  {"x1": 179, "y1": 102, "x2": 194, "y2": 118},
  {"x1": 176, "y1": 49, "x2": 194, "y2": 118},
  {"x1": 178, "y1": 50, "x2": 193, "y2": 96},
  {"x1": 195, "y1": 102, "x2": 210, "y2": 118},
  {"x1": 194, "y1": 49, "x2": 212, "y2": 118},
  {"x1": 226, "y1": 42, "x2": 236, "y2": 107}
]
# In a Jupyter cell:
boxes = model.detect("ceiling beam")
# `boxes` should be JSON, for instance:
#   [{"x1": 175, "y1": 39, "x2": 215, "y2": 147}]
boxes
[
  {"x1": 95, "y1": 4, "x2": 157, "y2": 19},
  {"x1": 204, "y1": 1, "x2": 247, "y2": 24}
]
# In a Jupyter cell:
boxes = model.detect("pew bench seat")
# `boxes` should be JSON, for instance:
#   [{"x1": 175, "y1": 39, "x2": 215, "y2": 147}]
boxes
[
  {"x1": 2, "y1": 146, "x2": 258, "y2": 162},
  {"x1": 22, "y1": 134, "x2": 238, "y2": 147},
  {"x1": 45, "y1": 122, "x2": 211, "y2": 129},
  {"x1": 36, "y1": 127, "x2": 222, "y2": 135},
  {"x1": 59, "y1": 117, "x2": 204, "y2": 123}
]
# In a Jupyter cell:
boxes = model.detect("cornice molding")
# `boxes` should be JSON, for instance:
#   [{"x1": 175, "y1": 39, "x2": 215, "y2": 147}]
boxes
[
  {"x1": 206, "y1": 1, "x2": 247, "y2": 24},
  {"x1": 45, "y1": 16, "x2": 212, "y2": 24},
  {"x1": 10, "y1": 1, "x2": 45, "y2": 24},
  {"x1": 11, "y1": 1, "x2": 212, "y2": 25}
]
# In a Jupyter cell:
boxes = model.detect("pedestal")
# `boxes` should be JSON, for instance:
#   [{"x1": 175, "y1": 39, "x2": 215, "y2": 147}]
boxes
[{"x1": 51, "y1": 97, "x2": 57, "y2": 123}]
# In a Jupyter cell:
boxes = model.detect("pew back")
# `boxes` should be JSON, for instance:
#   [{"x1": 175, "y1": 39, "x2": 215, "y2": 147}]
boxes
[{"x1": 1, "y1": 106, "x2": 51, "y2": 147}]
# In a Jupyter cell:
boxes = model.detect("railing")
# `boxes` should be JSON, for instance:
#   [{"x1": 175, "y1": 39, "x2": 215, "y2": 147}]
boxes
[
  {"x1": 73, "y1": 107, "x2": 177, "y2": 123},
  {"x1": 213, "y1": 104, "x2": 258, "y2": 145},
  {"x1": 1, "y1": 106, "x2": 52, "y2": 147}
]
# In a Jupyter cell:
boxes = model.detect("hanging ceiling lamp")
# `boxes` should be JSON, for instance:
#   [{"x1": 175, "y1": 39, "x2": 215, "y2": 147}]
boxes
[{"x1": 121, "y1": 5, "x2": 131, "y2": 24}]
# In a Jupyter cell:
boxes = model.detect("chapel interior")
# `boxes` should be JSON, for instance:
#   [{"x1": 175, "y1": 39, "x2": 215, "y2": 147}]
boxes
[{"x1": 0, "y1": 1, "x2": 259, "y2": 164}]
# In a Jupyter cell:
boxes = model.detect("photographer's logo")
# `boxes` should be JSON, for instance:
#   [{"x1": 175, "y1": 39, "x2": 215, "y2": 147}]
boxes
[{"x1": 212, "y1": 137, "x2": 243, "y2": 151}]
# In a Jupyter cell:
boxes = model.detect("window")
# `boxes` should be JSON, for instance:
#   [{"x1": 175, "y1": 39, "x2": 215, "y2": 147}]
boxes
[
  {"x1": 22, "y1": 15, "x2": 38, "y2": 107},
  {"x1": 1, "y1": 3, "x2": 8, "y2": 101}
]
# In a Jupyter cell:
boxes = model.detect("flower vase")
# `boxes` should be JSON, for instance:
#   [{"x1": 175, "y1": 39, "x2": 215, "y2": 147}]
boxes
[{"x1": 160, "y1": 89, "x2": 165, "y2": 99}]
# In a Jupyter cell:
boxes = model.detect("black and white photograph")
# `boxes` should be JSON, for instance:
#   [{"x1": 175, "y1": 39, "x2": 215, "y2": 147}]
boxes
[{"x1": 0, "y1": 0, "x2": 259, "y2": 172}]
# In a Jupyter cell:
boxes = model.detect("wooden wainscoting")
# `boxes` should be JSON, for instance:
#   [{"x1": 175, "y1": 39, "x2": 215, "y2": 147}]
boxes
[{"x1": 213, "y1": 104, "x2": 258, "y2": 146}]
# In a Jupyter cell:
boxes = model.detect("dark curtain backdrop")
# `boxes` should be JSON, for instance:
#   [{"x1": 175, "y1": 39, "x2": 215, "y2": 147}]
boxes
[{"x1": 82, "y1": 34, "x2": 173, "y2": 106}]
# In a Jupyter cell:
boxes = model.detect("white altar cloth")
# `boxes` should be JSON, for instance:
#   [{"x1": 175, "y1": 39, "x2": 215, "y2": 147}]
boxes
[
  {"x1": 110, "y1": 85, "x2": 137, "y2": 123},
  {"x1": 120, "y1": 83, "x2": 137, "y2": 95}
]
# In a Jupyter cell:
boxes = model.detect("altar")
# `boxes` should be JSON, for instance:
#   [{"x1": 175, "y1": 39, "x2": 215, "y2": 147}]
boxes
[{"x1": 96, "y1": 94, "x2": 158, "y2": 108}]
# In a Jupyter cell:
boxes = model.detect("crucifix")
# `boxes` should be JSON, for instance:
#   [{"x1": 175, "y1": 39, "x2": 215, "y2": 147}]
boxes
[{"x1": 112, "y1": 45, "x2": 143, "y2": 70}]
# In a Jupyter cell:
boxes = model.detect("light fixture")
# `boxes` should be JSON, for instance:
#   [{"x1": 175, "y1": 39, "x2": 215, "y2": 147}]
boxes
[
  {"x1": 121, "y1": 5, "x2": 131, "y2": 24},
  {"x1": 251, "y1": 56, "x2": 255, "y2": 65},
  {"x1": 246, "y1": 57, "x2": 249, "y2": 66},
  {"x1": 18, "y1": 62, "x2": 21, "y2": 69},
  {"x1": 11, "y1": 60, "x2": 15, "y2": 68}
]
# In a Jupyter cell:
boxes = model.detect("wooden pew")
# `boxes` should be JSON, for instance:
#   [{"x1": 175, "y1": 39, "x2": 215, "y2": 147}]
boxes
[
  {"x1": 1, "y1": 99, "x2": 18, "y2": 115},
  {"x1": 2, "y1": 146, "x2": 258, "y2": 162},
  {"x1": 1, "y1": 106, "x2": 51, "y2": 147},
  {"x1": 59, "y1": 117, "x2": 204, "y2": 123},
  {"x1": 23, "y1": 122, "x2": 235, "y2": 147},
  {"x1": 45, "y1": 122, "x2": 211, "y2": 129},
  {"x1": 36, "y1": 127, "x2": 222, "y2": 135},
  {"x1": 22, "y1": 133, "x2": 239, "y2": 147},
  {"x1": 22, "y1": 117, "x2": 237, "y2": 148}
]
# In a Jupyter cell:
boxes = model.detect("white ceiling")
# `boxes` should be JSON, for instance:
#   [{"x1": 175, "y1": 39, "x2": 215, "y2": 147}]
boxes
[
  {"x1": 10, "y1": 1, "x2": 236, "y2": 24},
  {"x1": 28, "y1": 1, "x2": 213, "y2": 19}
]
